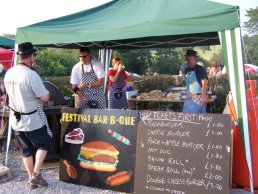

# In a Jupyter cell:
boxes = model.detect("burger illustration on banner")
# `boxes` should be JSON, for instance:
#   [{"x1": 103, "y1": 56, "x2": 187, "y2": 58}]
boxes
[
  {"x1": 65, "y1": 128, "x2": 84, "y2": 144},
  {"x1": 77, "y1": 141, "x2": 119, "y2": 172}
]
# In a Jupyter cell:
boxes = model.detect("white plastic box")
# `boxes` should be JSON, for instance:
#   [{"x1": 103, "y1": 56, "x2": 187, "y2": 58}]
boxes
[{"x1": 126, "y1": 90, "x2": 139, "y2": 99}]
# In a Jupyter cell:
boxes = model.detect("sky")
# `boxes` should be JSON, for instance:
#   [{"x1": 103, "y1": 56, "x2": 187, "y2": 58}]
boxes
[{"x1": 0, "y1": 0, "x2": 257, "y2": 35}]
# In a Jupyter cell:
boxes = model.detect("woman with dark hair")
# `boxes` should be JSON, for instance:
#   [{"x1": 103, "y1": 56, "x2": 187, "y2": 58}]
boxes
[{"x1": 107, "y1": 57, "x2": 128, "y2": 109}]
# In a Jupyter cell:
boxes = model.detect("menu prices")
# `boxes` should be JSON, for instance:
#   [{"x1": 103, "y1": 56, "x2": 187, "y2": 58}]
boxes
[{"x1": 134, "y1": 111, "x2": 231, "y2": 194}]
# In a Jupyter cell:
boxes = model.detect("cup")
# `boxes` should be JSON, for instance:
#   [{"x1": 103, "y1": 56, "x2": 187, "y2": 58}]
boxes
[{"x1": 207, "y1": 91, "x2": 212, "y2": 100}]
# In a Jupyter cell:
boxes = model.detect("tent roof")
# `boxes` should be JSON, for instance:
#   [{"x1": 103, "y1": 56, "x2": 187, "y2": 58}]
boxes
[
  {"x1": 16, "y1": 0, "x2": 240, "y2": 49},
  {"x1": 0, "y1": 36, "x2": 15, "y2": 49}
]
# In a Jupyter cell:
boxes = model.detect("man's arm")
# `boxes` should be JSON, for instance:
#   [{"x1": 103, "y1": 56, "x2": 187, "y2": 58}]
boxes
[
  {"x1": 77, "y1": 77, "x2": 105, "y2": 89},
  {"x1": 201, "y1": 79, "x2": 208, "y2": 104}
]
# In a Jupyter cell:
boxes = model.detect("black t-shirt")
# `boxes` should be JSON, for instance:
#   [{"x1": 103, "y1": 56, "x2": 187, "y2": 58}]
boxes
[{"x1": 185, "y1": 65, "x2": 208, "y2": 87}]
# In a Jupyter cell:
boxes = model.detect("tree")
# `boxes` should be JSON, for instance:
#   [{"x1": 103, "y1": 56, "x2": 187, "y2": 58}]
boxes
[
  {"x1": 2, "y1": 33, "x2": 15, "y2": 40},
  {"x1": 112, "y1": 49, "x2": 153, "y2": 75},
  {"x1": 243, "y1": 35, "x2": 258, "y2": 65},
  {"x1": 153, "y1": 48, "x2": 181, "y2": 74},
  {"x1": 35, "y1": 48, "x2": 78, "y2": 76},
  {"x1": 243, "y1": 7, "x2": 258, "y2": 35}
]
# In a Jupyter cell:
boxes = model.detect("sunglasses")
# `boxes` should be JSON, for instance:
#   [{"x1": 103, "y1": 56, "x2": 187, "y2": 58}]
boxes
[
  {"x1": 33, "y1": 53, "x2": 37, "y2": 57},
  {"x1": 79, "y1": 55, "x2": 89, "y2": 58}
]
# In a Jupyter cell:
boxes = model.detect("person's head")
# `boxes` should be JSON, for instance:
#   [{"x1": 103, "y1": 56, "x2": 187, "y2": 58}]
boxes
[
  {"x1": 79, "y1": 47, "x2": 91, "y2": 64},
  {"x1": 210, "y1": 60, "x2": 218, "y2": 68},
  {"x1": 185, "y1": 50, "x2": 197, "y2": 68},
  {"x1": 16, "y1": 42, "x2": 37, "y2": 66},
  {"x1": 112, "y1": 56, "x2": 121, "y2": 70}
]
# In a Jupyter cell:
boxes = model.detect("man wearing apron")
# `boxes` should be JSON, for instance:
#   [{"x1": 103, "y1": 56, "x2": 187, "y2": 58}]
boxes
[
  {"x1": 107, "y1": 57, "x2": 128, "y2": 109},
  {"x1": 70, "y1": 47, "x2": 106, "y2": 109},
  {"x1": 183, "y1": 50, "x2": 208, "y2": 113},
  {"x1": 4, "y1": 42, "x2": 52, "y2": 189}
]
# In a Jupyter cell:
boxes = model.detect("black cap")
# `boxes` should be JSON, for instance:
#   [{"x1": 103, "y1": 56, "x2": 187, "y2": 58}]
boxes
[
  {"x1": 185, "y1": 49, "x2": 197, "y2": 57},
  {"x1": 16, "y1": 42, "x2": 37, "y2": 55}
]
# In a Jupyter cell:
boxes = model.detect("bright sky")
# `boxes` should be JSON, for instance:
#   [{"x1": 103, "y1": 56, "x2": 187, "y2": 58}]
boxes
[{"x1": 0, "y1": 0, "x2": 257, "y2": 35}]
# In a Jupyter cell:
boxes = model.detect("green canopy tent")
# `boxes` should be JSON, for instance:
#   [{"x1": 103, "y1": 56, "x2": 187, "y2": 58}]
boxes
[
  {"x1": 15, "y1": 0, "x2": 253, "y2": 190},
  {"x1": 0, "y1": 36, "x2": 15, "y2": 49}
]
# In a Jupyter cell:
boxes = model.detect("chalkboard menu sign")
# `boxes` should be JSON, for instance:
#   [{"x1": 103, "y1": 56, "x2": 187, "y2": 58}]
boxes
[{"x1": 134, "y1": 111, "x2": 231, "y2": 194}]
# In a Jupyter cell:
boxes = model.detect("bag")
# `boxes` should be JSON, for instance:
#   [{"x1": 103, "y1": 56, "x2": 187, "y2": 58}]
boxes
[
  {"x1": 114, "y1": 92, "x2": 123, "y2": 100},
  {"x1": 88, "y1": 100, "x2": 98, "y2": 108}
]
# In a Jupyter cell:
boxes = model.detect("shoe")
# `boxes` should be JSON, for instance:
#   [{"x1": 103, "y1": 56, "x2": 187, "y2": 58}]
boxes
[{"x1": 30, "y1": 173, "x2": 48, "y2": 190}]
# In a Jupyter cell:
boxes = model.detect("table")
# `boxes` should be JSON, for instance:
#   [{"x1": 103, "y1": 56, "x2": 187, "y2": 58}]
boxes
[{"x1": 128, "y1": 95, "x2": 217, "y2": 110}]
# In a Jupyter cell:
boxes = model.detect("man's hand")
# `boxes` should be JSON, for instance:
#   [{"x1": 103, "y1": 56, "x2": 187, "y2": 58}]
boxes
[
  {"x1": 81, "y1": 95, "x2": 88, "y2": 103},
  {"x1": 201, "y1": 95, "x2": 208, "y2": 104},
  {"x1": 78, "y1": 83, "x2": 88, "y2": 89}
]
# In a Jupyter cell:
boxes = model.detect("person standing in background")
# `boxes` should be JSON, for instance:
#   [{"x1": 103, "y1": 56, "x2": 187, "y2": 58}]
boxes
[
  {"x1": 183, "y1": 50, "x2": 208, "y2": 113},
  {"x1": 70, "y1": 47, "x2": 106, "y2": 109},
  {"x1": 4, "y1": 42, "x2": 52, "y2": 190},
  {"x1": 209, "y1": 60, "x2": 222, "y2": 76},
  {"x1": 107, "y1": 57, "x2": 128, "y2": 109}
]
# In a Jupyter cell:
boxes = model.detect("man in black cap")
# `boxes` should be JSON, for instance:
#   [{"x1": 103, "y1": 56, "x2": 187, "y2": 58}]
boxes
[
  {"x1": 4, "y1": 42, "x2": 52, "y2": 189},
  {"x1": 183, "y1": 49, "x2": 208, "y2": 113}
]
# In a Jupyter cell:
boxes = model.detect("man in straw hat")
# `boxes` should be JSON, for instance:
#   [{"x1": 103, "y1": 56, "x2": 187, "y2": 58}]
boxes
[
  {"x1": 183, "y1": 49, "x2": 208, "y2": 113},
  {"x1": 4, "y1": 42, "x2": 52, "y2": 190}
]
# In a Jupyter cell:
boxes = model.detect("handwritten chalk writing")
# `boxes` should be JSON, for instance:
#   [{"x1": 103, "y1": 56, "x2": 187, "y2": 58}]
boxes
[
  {"x1": 167, "y1": 178, "x2": 186, "y2": 185},
  {"x1": 148, "y1": 129, "x2": 165, "y2": 136},
  {"x1": 148, "y1": 155, "x2": 165, "y2": 163},
  {"x1": 205, "y1": 162, "x2": 222, "y2": 171},
  {"x1": 207, "y1": 141, "x2": 223, "y2": 150},
  {"x1": 167, "y1": 130, "x2": 190, "y2": 138},
  {"x1": 61, "y1": 113, "x2": 91, "y2": 123},
  {"x1": 206, "y1": 129, "x2": 223, "y2": 136},
  {"x1": 148, "y1": 164, "x2": 165, "y2": 173},
  {"x1": 167, "y1": 158, "x2": 184, "y2": 166},
  {"x1": 146, "y1": 121, "x2": 183, "y2": 128},
  {"x1": 205, "y1": 172, "x2": 223, "y2": 181},
  {"x1": 206, "y1": 152, "x2": 223, "y2": 160},
  {"x1": 118, "y1": 116, "x2": 136, "y2": 125},
  {"x1": 198, "y1": 115, "x2": 212, "y2": 122},
  {"x1": 166, "y1": 167, "x2": 180, "y2": 175},
  {"x1": 160, "y1": 149, "x2": 171, "y2": 155},
  {"x1": 147, "y1": 186, "x2": 164, "y2": 192},
  {"x1": 185, "y1": 178, "x2": 206, "y2": 187},
  {"x1": 181, "y1": 141, "x2": 204, "y2": 151},
  {"x1": 212, "y1": 122, "x2": 224, "y2": 128},
  {"x1": 140, "y1": 112, "x2": 200, "y2": 124},
  {"x1": 93, "y1": 115, "x2": 108, "y2": 124},
  {"x1": 147, "y1": 147, "x2": 159, "y2": 153},
  {"x1": 135, "y1": 112, "x2": 231, "y2": 194},
  {"x1": 205, "y1": 181, "x2": 223, "y2": 191},
  {"x1": 147, "y1": 137, "x2": 161, "y2": 145},
  {"x1": 181, "y1": 167, "x2": 195, "y2": 177},
  {"x1": 163, "y1": 140, "x2": 180, "y2": 147},
  {"x1": 147, "y1": 174, "x2": 166, "y2": 184}
]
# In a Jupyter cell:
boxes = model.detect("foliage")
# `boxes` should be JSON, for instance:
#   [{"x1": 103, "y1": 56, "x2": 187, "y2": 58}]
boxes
[
  {"x1": 243, "y1": 8, "x2": 258, "y2": 35},
  {"x1": 35, "y1": 48, "x2": 78, "y2": 76},
  {"x1": 2, "y1": 33, "x2": 15, "y2": 40},
  {"x1": 137, "y1": 74, "x2": 175, "y2": 92},
  {"x1": 112, "y1": 49, "x2": 152, "y2": 75},
  {"x1": 207, "y1": 75, "x2": 230, "y2": 113},
  {"x1": 243, "y1": 35, "x2": 258, "y2": 66},
  {"x1": 152, "y1": 48, "x2": 181, "y2": 74}
]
